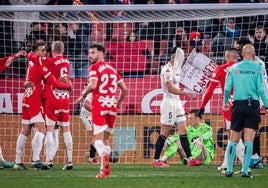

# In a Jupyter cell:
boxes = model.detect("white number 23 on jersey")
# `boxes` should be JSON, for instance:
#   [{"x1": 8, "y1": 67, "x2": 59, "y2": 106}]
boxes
[{"x1": 99, "y1": 74, "x2": 117, "y2": 94}]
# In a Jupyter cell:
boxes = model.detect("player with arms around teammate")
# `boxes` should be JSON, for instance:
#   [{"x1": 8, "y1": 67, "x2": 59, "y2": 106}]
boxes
[
  {"x1": 42, "y1": 41, "x2": 73, "y2": 170},
  {"x1": 223, "y1": 44, "x2": 268, "y2": 178},
  {"x1": 0, "y1": 50, "x2": 26, "y2": 73},
  {"x1": 13, "y1": 42, "x2": 71, "y2": 170},
  {"x1": 152, "y1": 47, "x2": 200, "y2": 167},
  {"x1": 0, "y1": 50, "x2": 26, "y2": 169},
  {"x1": 198, "y1": 48, "x2": 244, "y2": 172},
  {"x1": 77, "y1": 43, "x2": 127, "y2": 178}
]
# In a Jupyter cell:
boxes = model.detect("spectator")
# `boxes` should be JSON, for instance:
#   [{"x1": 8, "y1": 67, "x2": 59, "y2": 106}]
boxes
[
  {"x1": 125, "y1": 30, "x2": 152, "y2": 74},
  {"x1": 0, "y1": 21, "x2": 13, "y2": 57},
  {"x1": 48, "y1": 23, "x2": 69, "y2": 53},
  {"x1": 126, "y1": 31, "x2": 139, "y2": 42},
  {"x1": 247, "y1": 25, "x2": 267, "y2": 60},
  {"x1": 210, "y1": 17, "x2": 246, "y2": 57},
  {"x1": 67, "y1": 21, "x2": 91, "y2": 78},
  {"x1": 82, "y1": 0, "x2": 107, "y2": 4},
  {"x1": 9, "y1": 0, "x2": 49, "y2": 51},
  {"x1": 136, "y1": 0, "x2": 168, "y2": 56},
  {"x1": 204, "y1": 18, "x2": 223, "y2": 40},
  {"x1": 126, "y1": 30, "x2": 152, "y2": 57},
  {"x1": 167, "y1": 23, "x2": 189, "y2": 55},
  {"x1": 189, "y1": 0, "x2": 219, "y2": 3},
  {"x1": 26, "y1": 22, "x2": 48, "y2": 44},
  {"x1": 185, "y1": 30, "x2": 210, "y2": 56},
  {"x1": 46, "y1": 0, "x2": 73, "y2": 4}
]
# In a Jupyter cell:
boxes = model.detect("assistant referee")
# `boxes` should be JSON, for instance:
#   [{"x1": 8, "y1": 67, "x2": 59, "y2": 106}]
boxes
[{"x1": 223, "y1": 44, "x2": 268, "y2": 178}]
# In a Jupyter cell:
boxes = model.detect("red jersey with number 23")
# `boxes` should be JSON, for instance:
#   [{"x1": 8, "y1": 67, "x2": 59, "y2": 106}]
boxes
[{"x1": 89, "y1": 61, "x2": 122, "y2": 128}]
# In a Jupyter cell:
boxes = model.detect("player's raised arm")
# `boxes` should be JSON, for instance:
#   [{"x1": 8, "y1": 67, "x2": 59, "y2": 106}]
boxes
[{"x1": 0, "y1": 50, "x2": 27, "y2": 73}]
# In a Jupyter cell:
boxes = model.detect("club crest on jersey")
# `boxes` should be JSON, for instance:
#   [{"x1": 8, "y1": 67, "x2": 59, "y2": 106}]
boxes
[
  {"x1": 43, "y1": 66, "x2": 48, "y2": 72},
  {"x1": 234, "y1": 69, "x2": 239, "y2": 74}
]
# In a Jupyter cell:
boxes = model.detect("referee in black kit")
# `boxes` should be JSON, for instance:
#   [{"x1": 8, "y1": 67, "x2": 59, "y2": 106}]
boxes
[{"x1": 223, "y1": 44, "x2": 268, "y2": 178}]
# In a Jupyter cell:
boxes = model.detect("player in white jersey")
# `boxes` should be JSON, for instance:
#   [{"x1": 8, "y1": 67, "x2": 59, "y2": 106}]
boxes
[
  {"x1": 152, "y1": 47, "x2": 201, "y2": 167},
  {"x1": 80, "y1": 90, "x2": 97, "y2": 164}
]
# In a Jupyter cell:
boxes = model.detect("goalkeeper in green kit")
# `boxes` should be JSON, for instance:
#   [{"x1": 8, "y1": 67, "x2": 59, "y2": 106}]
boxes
[{"x1": 161, "y1": 109, "x2": 214, "y2": 165}]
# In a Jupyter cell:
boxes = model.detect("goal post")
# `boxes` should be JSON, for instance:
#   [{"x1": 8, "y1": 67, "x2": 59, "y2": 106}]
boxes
[{"x1": 0, "y1": 3, "x2": 268, "y2": 165}]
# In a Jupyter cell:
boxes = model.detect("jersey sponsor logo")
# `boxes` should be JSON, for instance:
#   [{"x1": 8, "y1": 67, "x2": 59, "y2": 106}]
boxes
[
  {"x1": 100, "y1": 110, "x2": 116, "y2": 116},
  {"x1": 98, "y1": 96, "x2": 116, "y2": 108},
  {"x1": 53, "y1": 89, "x2": 69, "y2": 99},
  {"x1": 54, "y1": 109, "x2": 69, "y2": 114},
  {"x1": 43, "y1": 66, "x2": 48, "y2": 72}
]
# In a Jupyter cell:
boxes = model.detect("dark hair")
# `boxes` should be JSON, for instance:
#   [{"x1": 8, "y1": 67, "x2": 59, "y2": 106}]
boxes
[
  {"x1": 189, "y1": 109, "x2": 202, "y2": 119},
  {"x1": 126, "y1": 30, "x2": 139, "y2": 42},
  {"x1": 32, "y1": 41, "x2": 46, "y2": 52},
  {"x1": 31, "y1": 22, "x2": 40, "y2": 28},
  {"x1": 89, "y1": 43, "x2": 106, "y2": 54},
  {"x1": 237, "y1": 39, "x2": 251, "y2": 46},
  {"x1": 170, "y1": 47, "x2": 177, "y2": 55}
]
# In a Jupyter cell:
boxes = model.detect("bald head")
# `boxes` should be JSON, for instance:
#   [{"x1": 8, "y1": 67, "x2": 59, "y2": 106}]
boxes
[{"x1": 242, "y1": 44, "x2": 255, "y2": 60}]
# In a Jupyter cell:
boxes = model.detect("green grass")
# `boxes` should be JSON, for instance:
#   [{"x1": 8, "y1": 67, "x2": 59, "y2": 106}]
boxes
[{"x1": 0, "y1": 164, "x2": 267, "y2": 188}]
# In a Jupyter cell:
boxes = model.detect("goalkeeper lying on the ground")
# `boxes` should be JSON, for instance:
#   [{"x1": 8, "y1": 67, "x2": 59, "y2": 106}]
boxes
[{"x1": 161, "y1": 109, "x2": 215, "y2": 165}]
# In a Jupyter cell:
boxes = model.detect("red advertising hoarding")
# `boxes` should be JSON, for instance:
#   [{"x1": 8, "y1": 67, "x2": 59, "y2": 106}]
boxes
[{"x1": 0, "y1": 76, "x2": 224, "y2": 114}]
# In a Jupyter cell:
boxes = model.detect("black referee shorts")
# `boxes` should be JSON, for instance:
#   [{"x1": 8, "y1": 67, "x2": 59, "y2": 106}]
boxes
[{"x1": 231, "y1": 100, "x2": 260, "y2": 132}]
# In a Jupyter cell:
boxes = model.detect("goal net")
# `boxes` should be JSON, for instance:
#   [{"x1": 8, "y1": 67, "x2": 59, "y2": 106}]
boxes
[{"x1": 0, "y1": 3, "x2": 268, "y2": 165}]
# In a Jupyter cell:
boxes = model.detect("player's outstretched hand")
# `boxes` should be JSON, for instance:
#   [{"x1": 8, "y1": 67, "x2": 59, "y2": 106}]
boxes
[
  {"x1": 75, "y1": 90, "x2": 87, "y2": 104},
  {"x1": 186, "y1": 92, "x2": 196, "y2": 99},
  {"x1": 222, "y1": 104, "x2": 230, "y2": 112},
  {"x1": 75, "y1": 96, "x2": 84, "y2": 104},
  {"x1": 15, "y1": 50, "x2": 27, "y2": 58}
]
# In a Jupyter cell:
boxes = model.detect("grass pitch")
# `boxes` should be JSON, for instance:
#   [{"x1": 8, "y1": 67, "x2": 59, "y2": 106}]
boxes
[{"x1": 0, "y1": 164, "x2": 267, "y2": 188}]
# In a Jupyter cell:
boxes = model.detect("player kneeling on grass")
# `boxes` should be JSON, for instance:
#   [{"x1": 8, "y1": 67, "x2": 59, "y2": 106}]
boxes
[{"x1": 160, "y1": 109, "x2": 214, "y2": 165}]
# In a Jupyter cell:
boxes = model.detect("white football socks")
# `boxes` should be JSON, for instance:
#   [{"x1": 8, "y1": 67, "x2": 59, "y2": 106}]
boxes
[
  {"x1": 45, "y1": 131, "x2": 54, "y2": 162},
  {"x1": 15, "y1": 134, "x2": 28, "y2": 164},
  {"x1": 0, "y1": 146, "x2": 4, "y2": 162},
  {"x1": 32, "y1": 131, "x2": 45, "y2": 161},
  {"x1": 63, "y1": 131, "x2": 73, "y2": 162}
]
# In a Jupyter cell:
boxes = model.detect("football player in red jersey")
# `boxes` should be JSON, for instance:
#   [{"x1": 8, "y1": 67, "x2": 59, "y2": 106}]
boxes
[
  {"x1": 0, "y1": 51, "x2": 26, "y2": 73},
  {"x1": 41, "y1": 41, "x2": 73, "y2": 170},
  {"x1": 0, "y1": 50, "x2": 26, "y2": 169},
  {"x1": 77, "y1": 43, "x2": 127, "y2": 178},
  {"x1": 14, "y1": 42, "x2": 71, "y2": 170},
  {"x1": 198, "y1": 48, "x2": 245, "y2": 173}
]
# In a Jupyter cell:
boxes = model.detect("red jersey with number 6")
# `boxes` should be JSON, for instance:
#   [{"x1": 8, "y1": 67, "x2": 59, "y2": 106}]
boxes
[{"x1": 42, "y1": 55, "x2": 71, "y2": 126}]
